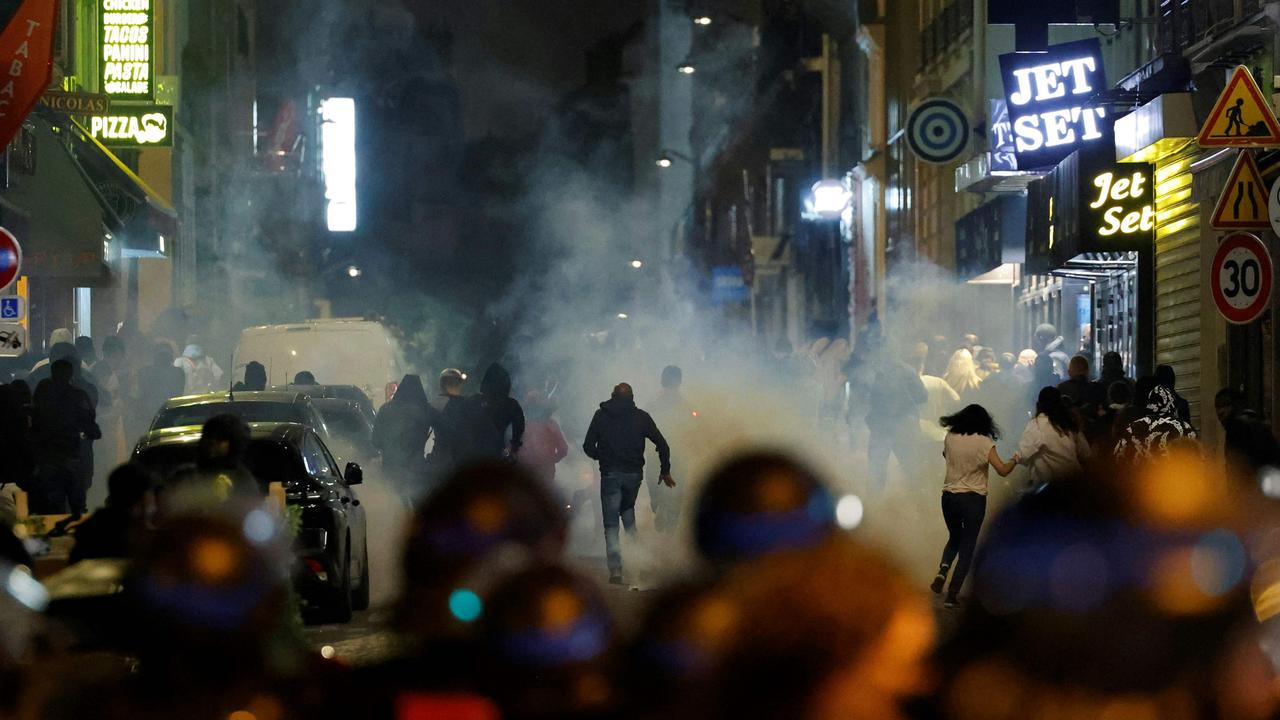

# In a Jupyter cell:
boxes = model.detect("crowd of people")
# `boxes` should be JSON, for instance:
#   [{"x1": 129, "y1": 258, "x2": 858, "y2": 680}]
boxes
[
  {"x1": 2, "y1": 432, "x2": 1277, "y2": 719},
  {"x1": 0, "y1": 326, "x2": 216, "y2": 517}
]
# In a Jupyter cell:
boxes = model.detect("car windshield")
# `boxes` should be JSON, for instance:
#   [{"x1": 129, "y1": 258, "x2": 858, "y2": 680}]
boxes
[
  {"x1": 152, "y1": 401, "x2": 307, "y2": 430},
  {"x1": 316, "y1": 404, "x2": 367, "y2": 439}
]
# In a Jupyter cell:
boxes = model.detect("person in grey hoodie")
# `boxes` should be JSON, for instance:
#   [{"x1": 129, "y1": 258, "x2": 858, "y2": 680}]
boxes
[{"x1": 583, "y1": 383, "x2": 673, "y2": 584}]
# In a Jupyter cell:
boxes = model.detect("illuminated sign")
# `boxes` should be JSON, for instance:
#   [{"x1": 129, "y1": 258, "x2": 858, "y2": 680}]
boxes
[
  {"x1": 999, "y1": 38, "x2": 1108, "y2": 170},
  {"x1": 88, "y1": 104, "x2": 171, "y2": 147},
  {"x1": 100, "y1": 0, "x2": 152, "y2": 99},
  {"x1": 320, "y1": 98, "x2": 357, "y2": 232},
  {"x1": 1082, "y1": 163, "x2": 1153, "y2": 247}
]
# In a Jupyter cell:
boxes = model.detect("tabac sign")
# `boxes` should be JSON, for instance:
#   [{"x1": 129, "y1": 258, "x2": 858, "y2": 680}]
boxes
[
  {"x1": 88, "y1": 104, "x2": 171, "y2": 147},
  {"x1": 999, "y1": 38, "x2": 1109, "y2": 170},
  {"x1": 100, "y1": 0, "x2": 152, "y2": 99},
  {"x1": 1081, "y1": 162, "x2": 1154, "y2": 250}
]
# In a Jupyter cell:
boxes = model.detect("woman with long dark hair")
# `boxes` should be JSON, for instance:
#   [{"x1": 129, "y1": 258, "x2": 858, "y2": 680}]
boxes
[
  {"x1": 933, "y1": 404, "x2": 1018, "y2": 608},
  {"x1": 1016, "y1": 386, "x2": 1091, "y2": 486}
]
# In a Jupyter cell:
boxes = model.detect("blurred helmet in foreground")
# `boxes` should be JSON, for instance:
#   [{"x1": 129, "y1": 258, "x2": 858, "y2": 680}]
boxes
[
  {"x1": 125, "y1": 506, "x2": 292, "y2": 683},
  {"x1": 941, "y1": 450, "x2": 1277, "y2": 720},
  {"x1": 623, "y1": 577, "x2": 742, "y2": 719},
  {"x1": 707, "y1": 535, "x2": 935, "y2": 720},
  {"x1": 477, "y1": 561, "x2": 617, "y2": 720},
  {"x1": 398, "y1": 462, "x2": 567, "y2": 638},
  {"x1": 694, "y1": 452, "x2": 836, "y2": 566}
]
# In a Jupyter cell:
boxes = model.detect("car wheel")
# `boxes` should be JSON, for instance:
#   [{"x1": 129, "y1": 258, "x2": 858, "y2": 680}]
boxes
[
  {"x1": 352, "y1": 542, "x2": 370, "y2": 611},
  {"x1": 326, "y1": 543, "x2": 353, "y2": 624}
]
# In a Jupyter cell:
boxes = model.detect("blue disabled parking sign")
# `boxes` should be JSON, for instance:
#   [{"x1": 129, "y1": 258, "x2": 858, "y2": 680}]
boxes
[{"x1": 0, "y1": 296, "x2": 23, "y2": 321}]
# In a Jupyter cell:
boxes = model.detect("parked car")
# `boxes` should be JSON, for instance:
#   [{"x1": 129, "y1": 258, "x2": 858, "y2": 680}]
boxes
[
  {"x1": 311, "y1": 397, "x2": 377, "y2": 464},
  {"x1": 146, "y1": 391, "x2": 331, "y2": 445},
  {"x1": 276, "y1": 383, "x2": 376, "y2": 425},
  {"x1": 132, "y1": 422, "x2": 369, "y2": 623},
  {"x1": 233, "y1": 319, "x2": 407, "y2": 410}
]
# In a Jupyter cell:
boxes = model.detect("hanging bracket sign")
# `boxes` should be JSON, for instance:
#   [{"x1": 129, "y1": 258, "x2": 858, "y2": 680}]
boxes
[
  {"x1": 1211, "y1": 232, "x2": 1273, "y2": 324},
  {"x1": 1211, "y1": 151, "x2": 1271, "y2": 230},
  {"x1": 906, "y1": 98, "x2": 970, "y2": 165},
  {"x1": 1197, "y1": 65, "x2": 1280, "y2": 148}
]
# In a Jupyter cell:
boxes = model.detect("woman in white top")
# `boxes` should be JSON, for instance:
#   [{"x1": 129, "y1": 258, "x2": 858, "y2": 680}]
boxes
[
  {"x1": 933, "y1": 404, "x2": 1019, "y2": 608},
  {"x1": 1017, "y1": 386, "x2": 1092, "y2": 486}
]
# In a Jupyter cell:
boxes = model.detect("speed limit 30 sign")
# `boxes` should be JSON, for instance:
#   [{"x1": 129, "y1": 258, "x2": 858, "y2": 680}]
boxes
[{"x1": 1212, "y1": 232, "x2": 1273, "y2": 324}]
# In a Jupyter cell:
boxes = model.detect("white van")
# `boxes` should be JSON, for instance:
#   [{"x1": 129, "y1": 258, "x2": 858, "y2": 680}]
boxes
[{"x1": 233, "y1": 319, "x2": 407, "y2": 410}]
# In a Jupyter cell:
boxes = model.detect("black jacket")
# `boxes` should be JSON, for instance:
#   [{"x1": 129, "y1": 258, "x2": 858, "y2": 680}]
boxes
[
  {"x1": 455, "y1": 364, "x2": 525, "y2": 461},
  {"x1": 583, "y1": 397, "x2": 670, "y2": 475},
  {"x1": 1223, "y1": 409, "x2": 1280, "y2": 476},
  {"x1": 32, "y1": 379, "x2": 100, "y2": 464}
]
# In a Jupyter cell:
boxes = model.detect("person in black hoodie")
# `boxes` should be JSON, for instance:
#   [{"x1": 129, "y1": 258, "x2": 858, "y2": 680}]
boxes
[
  {"x1": 30, "y1": 359, "x2": 101, "y2": 514},
  {"x1": 1215, "y1": 387, "x2": 1280, "y2": 481},
  {"x1": 583, "y1": 383, "x2": 673, "y2": 584},
  {"x1": 373, "y1": 374, "x2": 440, "y2": 498},
  {"x1": 455, "y1": 363, "x2": 525, "y2": 463}
]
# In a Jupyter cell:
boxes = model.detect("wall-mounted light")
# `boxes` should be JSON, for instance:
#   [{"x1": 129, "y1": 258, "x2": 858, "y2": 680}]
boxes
[
  {"x1": 693, "y1": 15, "x2": 712, "y2": 26},
  {"x1": 803, "y1": 180, "x2": 852, "y2": 220},
  {"x1": 677, "y1": 62, "x2": 696, "y2": 75}
]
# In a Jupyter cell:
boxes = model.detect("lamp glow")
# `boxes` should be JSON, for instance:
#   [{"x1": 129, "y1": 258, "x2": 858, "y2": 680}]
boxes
[{"x1": 804, "y1": 180, "x2": 852, "y2": 220}]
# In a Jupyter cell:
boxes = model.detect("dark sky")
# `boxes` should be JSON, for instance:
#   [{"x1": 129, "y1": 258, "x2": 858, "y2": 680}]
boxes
[{"x1": 407, "y1": 0, "x2": 647, "y2": 139}]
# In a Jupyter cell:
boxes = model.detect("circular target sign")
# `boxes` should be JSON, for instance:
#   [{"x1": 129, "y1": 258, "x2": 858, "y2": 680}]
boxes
[
  {"x1": 907, "y1": 98, "x2": 970, "y2": 165},
  {"x1": 1212, "y1": 232, "x2": 1273, "y2": 324}
]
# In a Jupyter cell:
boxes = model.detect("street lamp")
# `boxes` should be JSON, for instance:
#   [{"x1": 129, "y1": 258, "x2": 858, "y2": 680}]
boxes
[
  {"x1": 693, "y1": 15, "x2": 712, "y2": 25},
  {"x1": 630, "y1": 259, "x2": 644, "y2": 269},
  {"x1": 346, "y1": 265, "x2": 362, "y2": 278},
  {"x1": 803, "y1": 179, "x2": 852, "y2": 220},
  {"x1": 677, "y1": 61, "x2": 696, "y2": 75},
  {"x1": 616, "y1": 313, "x2": 629, "y2": 320},
  {"x1": 656, "y1": 149, "x2": 694, "y2": 169}
]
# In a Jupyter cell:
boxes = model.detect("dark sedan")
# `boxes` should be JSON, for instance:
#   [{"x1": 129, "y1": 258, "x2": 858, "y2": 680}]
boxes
[{"x1": 133, "y1": 422, "x2": 370, "y2": 624}]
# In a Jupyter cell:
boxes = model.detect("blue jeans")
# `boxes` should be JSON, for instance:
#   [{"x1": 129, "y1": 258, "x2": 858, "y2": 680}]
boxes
[{"x1": 600, "y1": 471, "x2": 643, "y2": 574}]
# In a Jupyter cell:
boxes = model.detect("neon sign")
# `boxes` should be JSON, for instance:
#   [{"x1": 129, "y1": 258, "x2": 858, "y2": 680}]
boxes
[
  {"x1": 999, "y1": 38, "x2": 1108, "y2": 169},
  {"x1": 101, "y1": 0, "x2": 152, "y2": 99},
  {"x1": 1083, "y1": 163, "x2": 1154, "y2": 246},
  {"x1": 88, "y1": 104, "x2": 172, "y2": 147}
]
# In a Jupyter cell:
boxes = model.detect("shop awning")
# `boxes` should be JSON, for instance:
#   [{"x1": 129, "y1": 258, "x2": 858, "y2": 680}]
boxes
[
  {"x1": 39, "y1": 108, "x2": 178, "y2": 257},
  {"x1": 1, "y1": 116, "x2": 110, "y2": 282}
]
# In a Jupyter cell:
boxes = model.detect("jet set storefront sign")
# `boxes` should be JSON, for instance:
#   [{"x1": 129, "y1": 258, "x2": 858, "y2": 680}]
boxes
[
  {"x1": 999, "y1": 38, "x2": 1109, "y2": 170},
  {"x1": 88, "y1": 104, "x2": 171, "y2": 147},
  {"x1": 1082, "y1": 162, "x2": 1154, "y2": 251},
  {"x1": 101, "y1": 0, "x2": 153, "y2": 99}
]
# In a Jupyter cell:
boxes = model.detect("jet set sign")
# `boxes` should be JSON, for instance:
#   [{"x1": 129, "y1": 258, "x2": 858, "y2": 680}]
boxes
[
  {"x1": 88, "y1": 104, "x2": 172, "y2": 147},
  {"x1": 1081, "y1": 162, "x2": 1154, "y2": 250},
  {"x1": 101, "y1": 0, "x2": 153, "y2": 99},
  {"x1": 999, "y1": 38, "x2": 1109, "y2": 170}
]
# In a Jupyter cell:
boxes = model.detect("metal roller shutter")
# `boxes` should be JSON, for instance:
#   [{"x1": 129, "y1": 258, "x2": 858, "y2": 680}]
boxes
[{"x1": 1153, "y1": 143, "x2": 1201, "y2": 426}]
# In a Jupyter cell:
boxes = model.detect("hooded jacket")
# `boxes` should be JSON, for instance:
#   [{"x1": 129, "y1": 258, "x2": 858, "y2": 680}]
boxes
[
  {"x1": 1113, "y1": 385, "x2": 1198, "y2": 463},
  {"x1": 455, "y1": 364, "x2": 525, "y2": 461},
  {"x1": 373, "y1": 375, "x2": 440, "y2": 471},
  {"x1": 583, "y1": 396, "x2": 671, "y2": 475}
]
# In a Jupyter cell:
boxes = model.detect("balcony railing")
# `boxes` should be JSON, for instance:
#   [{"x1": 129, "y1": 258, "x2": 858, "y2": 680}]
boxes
[
  {"x1": 919, "y1": 0, "x2": 974, "y2": 73},
  {"x1": 1157, "y1": 0, "x2": 1263, "y2": 53}
]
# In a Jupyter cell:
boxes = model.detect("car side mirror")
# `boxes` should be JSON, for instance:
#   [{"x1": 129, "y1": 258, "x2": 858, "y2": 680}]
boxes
[{"x1": 344, "y1": 462, "x2": 363, "y2": 485}]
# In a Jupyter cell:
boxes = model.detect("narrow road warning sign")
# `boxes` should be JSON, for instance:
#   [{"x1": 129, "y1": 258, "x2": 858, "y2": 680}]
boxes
[
  {"x1": 1198, "y1": 65, "x2": 1280, "y2": 147},
  {"x1": 1211, "y1": 151, "x2": 1271, "y2": 230}
]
